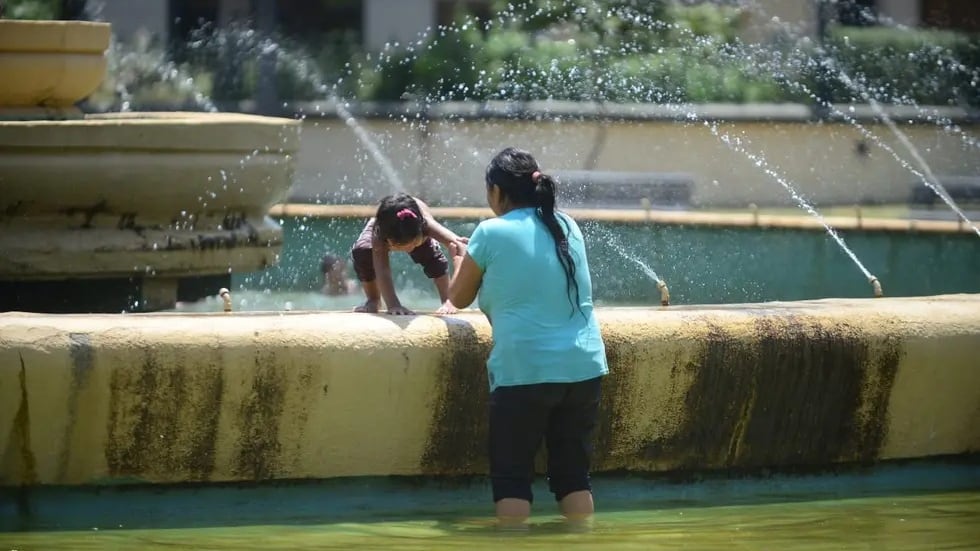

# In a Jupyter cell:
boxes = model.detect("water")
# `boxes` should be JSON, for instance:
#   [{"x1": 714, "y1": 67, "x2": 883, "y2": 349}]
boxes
[
  {"x1": 4, "y1": 493, "x2": 978, "y2": 550},
  {"x1": 703, "y1": 120, "x2": 876, "y2": 284},
  {"x1": 167, "y1": 216, "x2": 980, "y2": 313},
  {"x1": 777, "y1": 74, "x2": 980, "y2": 239},
  {"x1": 7, "y1": 9, "x2": 980, "y2": 547},
  {"x1": 96, "y1": 7, "x2": 978, "y2": 243},
  {"x1": 335, "y1": 99, "x2": 407, "y2": 193},
  {"x1": 73, "y1": 11, "x2": 979, "y2": 311},
  {"x1": 831, "y1": 70, "x2": 980, "y2": 238},
  {"x1": 285, "y1": 26, "x2": 891, "y2": 296},
  {"x1": 95, "y1": 34, "x2": 219, "y2": 113},
  {"x1": 584, "y1": 221, "x2": 664, "y2": 284},
  {"x1": 729, "y1": 2, "x2": 980, "y2": 234},
  {"x1": 825, "y1": 7, "x2": 980, "y2": 148},
  {"x1": 3, "y1": 461, "x2": 978, "y2": 549}
]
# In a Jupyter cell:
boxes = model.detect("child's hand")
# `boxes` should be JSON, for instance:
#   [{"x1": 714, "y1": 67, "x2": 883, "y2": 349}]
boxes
[
  {"x1": 387, "y1": 305, "x2": 416, "y2": 316},
  {"x1": 435, "y1": 300, "x2": 458, "y2": 315}
]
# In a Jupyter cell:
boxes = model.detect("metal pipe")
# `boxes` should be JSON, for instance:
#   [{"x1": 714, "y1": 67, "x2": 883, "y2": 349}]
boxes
[
  {"x1": 657, "y1": 280, "x2": 670, "y2": 307},
  {"x1": 219, "y1": 288, "x2": 232, "y2": 312},
  {"x1": 869, "y1": 276, "x2": 883, "y2": 298}
]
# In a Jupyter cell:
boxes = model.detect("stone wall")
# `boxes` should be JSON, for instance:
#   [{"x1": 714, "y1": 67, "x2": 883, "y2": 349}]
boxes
[
  {"x1": 2, "y1": 295, "x2": 978, "y2": 486},
  {"x1": 288, "y1": 104, "x2": 980, "y2": 209}
]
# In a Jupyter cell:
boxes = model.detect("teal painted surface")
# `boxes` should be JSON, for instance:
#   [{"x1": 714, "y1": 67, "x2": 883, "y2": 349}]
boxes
[
  {"x1": 3, "y1": 460, "x2": 978, "y2": 532},
  {"x1": 236, "y1": 216, "x2": 980, "y2": 305}
]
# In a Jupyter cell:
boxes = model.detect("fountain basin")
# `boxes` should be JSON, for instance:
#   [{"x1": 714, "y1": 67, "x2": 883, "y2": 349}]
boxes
[
  {"x1": 0, "y1": 112, "x2": 301, "y2": 310},
  {"x1": 0, "y1": 19, "x2": 304, "y2": 312},
  {"x1": 0, "y1": 20, "x2": 110, "y2": 111},
  {"x1": 1, "y1": 296, "x2": 977, "y2": 486}
]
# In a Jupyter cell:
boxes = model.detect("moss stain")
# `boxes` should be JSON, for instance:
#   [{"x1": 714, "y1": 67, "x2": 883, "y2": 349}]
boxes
[
  {"x1": 592, "y1": 332, "x2": 637, "y2": 470},
  {"x1": 105, "y1": 347, "x2": 224, "y2": 481},
  {"x1": 233, "y1": 349, "x2": 286, "y2": 480},
  {"x1": 8, "y1": 355, "x2": 38, "y2": 516},
  {"x1": 420, "y1": 319, "x2": 490, "y2": 475},
  {"x1": 58, "y1": 333, "x2": 94, "y2": 481},
  {"x1": 642, "y1": 315, "x2": 903, "y2": 471}
]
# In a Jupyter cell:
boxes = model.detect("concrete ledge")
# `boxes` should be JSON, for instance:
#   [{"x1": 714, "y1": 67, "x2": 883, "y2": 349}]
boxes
[
  {"x1": 269, "y1": 204, "x2": 975, "y2": 235},
  {"x1": 238, "y1": 100, "x2": 980, "y2": 124},
  {"x1": 2, "y1": 295, "x2": 979, "y2": 487}
]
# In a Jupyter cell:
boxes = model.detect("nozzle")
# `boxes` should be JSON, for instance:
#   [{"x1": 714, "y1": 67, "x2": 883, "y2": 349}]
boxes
[
  {"x1": 219, "y1": 288, "x2": 232, "y2": 312},
  {"x1": 869, "y1": 276, "x2": 883, "y2": 298},
  {"x1": 656, "y1": 280, "x2": 670, "y2": 306}
]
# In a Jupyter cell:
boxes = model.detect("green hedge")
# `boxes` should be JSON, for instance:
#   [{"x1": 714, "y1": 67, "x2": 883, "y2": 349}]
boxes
[
  {"x1": 1, "y1": 0, "x2": 60, "y2": 20},
  {"x1": 354, "y1": 6, "x2": 976, "y2": 107},
  {"x1": 9, "y1": 0, "x2": 974, "y2": 109},
  {"x1": 817, "y1": 26, "x2": 980, "y2": 107},
  {"x1": 357, "y1": 3, "x2": 766, "y2": 103}
]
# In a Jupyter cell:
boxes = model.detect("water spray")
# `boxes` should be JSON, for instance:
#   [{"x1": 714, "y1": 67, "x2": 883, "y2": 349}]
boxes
[{"x1": 869, "y1": 277, "x2": 883, "y2": 298}]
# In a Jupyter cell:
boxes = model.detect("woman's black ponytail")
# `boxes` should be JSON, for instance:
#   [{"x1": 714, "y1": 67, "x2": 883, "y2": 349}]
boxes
[{"x1": 533, "y1": 173, "x2": 581, "y2": 315}]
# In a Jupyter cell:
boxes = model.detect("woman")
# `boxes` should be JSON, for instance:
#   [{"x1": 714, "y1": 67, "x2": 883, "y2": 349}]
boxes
[{"x1": 448, "y1": 147, "x2": 608, "y2": 523}]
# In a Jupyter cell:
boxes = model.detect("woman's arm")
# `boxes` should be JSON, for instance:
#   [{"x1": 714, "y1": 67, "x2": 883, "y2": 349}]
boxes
[{"x1": 448, "y1": 242, "x2": 482, "y2": 309}]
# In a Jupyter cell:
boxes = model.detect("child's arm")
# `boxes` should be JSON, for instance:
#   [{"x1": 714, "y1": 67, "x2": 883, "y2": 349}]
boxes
[
  {"x1": 416, "y1": 198, "x2": 466, "y2": 246},
  {"x1": 372, "y1": 235, "x2": 413, "y2": 315}
]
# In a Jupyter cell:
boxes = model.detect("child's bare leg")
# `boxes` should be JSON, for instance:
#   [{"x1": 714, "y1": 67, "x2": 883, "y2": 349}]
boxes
[{"x1": 354, "y1": 280, "x2": 381, "y2": 312}]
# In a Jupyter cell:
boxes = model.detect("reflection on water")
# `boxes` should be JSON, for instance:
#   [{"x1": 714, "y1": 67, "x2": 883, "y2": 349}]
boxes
[
  {"x1": 3, "y1": 462, "x2": 978, "y2": 550},
  {"x1": 1, "y1": 491, "x2": 977, "y2": 550}
]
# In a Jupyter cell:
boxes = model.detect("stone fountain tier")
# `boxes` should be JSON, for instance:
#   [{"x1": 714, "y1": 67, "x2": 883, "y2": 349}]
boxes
[
  {"x1": 0, "y1": 111, "x2": 302, "y2": 312},
  {"x1": 0, "y1": 19, "x2": 304, "y2": 312},
  {"x1": 0, "y1": 19, "x2": 110, "y2": 117}
]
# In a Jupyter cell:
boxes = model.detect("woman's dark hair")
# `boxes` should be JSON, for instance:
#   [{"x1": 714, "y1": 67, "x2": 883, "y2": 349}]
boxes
[
  {"x1": 374, "y1": 193, "x2": 427, "y2": 245},
  {"x1": 485, "y1": 147, "x2": 581, "y2": 314}
]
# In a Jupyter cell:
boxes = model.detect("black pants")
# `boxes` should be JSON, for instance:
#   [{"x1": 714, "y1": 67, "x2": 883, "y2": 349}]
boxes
[{"x1": 488, "y1": 376, "x2": 603, "y2": 504}]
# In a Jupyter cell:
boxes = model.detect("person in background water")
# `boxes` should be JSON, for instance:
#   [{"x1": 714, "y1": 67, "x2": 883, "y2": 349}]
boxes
[
  {"x1": 320, "y1": 254, "x2": 357, "y2": 296},
  {"x1": 447, "y1": 147, "x2": 608, "y2": 524},
  {"x1": 351, "y1": 193, "x2": 468, "y2": 315}
]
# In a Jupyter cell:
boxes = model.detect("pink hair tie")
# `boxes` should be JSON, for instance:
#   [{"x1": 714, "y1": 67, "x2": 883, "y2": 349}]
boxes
[
  {"x1": 531, "y1": 171, "x2": 542, "y2": 183},
  {"x1": 396, "y1": 208, "x2": 418, "y2": 220}
]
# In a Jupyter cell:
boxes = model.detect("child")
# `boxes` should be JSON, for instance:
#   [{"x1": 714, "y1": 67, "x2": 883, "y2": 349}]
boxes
[
  {"x1": 320, "y1": 254, "x2": 357, "y2": 296},
  {"x1": 350, "y1": 193, "x2": 467, "y2": 315}
]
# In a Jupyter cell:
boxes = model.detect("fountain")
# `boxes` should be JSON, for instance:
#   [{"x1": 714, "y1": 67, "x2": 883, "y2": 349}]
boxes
[
  {"x1": 1, "y1": 5, "x2": 979, "y2": 546},
  {"x1": 0, "y1": 19, "x2": 301, "y2": 313}
]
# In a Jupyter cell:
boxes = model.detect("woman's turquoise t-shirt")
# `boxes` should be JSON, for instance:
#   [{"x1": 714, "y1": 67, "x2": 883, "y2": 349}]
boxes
[{"x1": 466, "y1": 208, "x2": 608, "y2": 391}]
